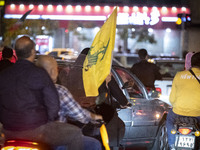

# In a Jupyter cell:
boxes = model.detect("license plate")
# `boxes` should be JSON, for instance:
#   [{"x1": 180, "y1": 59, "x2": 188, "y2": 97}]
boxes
[{"x1": 175, "y1": 135, "x2": 195, "y2": 148}]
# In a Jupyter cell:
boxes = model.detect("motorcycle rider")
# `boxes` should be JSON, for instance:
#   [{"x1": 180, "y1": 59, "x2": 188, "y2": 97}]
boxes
[
  {"x1": 0, "y1": 35, "x2": 84, "y2": 150},
  {"x1": 166, "y1": 52, "x2": 200, "y2": 149},
  {"x1": 36, "y1": 55, "x2": 103, "y2": 150}
]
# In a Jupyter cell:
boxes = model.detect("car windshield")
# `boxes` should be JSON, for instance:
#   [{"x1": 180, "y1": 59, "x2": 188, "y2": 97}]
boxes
[{"x1": 156, "y1": 60, "x2": 185, "y2": 79}]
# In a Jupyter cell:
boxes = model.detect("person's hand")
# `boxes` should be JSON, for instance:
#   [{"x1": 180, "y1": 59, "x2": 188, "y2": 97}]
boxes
[
  {"x1": 90, "y1": 112, "x2": 103, "y2": 121},
  {"x1": 90, "y1": 113, "x2": 104, "y2": 125},
  {"x1": 120, "y1": 102, "x2": 132, "y2": 109}
]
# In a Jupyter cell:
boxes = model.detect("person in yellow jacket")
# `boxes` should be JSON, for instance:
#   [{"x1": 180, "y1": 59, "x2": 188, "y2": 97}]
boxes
[{"x1": 166, "y1": 52, "x2": 200, "y2": 150}]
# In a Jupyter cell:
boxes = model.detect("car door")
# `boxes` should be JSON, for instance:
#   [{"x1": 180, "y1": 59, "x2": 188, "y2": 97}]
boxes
[{"x1": 112, "y1": 66, "x2": 158, "y2": 140}]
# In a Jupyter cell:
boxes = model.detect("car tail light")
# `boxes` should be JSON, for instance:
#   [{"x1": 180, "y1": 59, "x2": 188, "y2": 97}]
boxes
[
  {"x1": 155, "y1": 87, "x2": 162, "y2": 94},
  {"x1": 178, "y1": 128, "x2": 192, "y2": 135}
]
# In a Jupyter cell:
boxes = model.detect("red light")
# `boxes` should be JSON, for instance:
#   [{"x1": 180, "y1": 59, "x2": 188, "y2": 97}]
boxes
[
  {"x1": 65, "y1": 29, "x2": 69, "y2": 33},
  {"x1": 155, "y1": 87, "x2": 161, "y2": 94},
  {"x1": 179, "y1": 128, "x2": 192, "y2": 135}
]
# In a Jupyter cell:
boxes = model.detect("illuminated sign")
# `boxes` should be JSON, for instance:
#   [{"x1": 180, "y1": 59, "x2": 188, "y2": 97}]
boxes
[
  {"x1": 4, "y1": 4, "x2": 190, "y2": 26},
  {"x1": 117, "y1": 11, "x2": 160, "y2": 25}
]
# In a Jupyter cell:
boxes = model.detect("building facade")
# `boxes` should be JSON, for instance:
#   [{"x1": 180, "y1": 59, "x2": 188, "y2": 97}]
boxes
[{"x1": 4, "y1": 2, "x2": 190, "y2": 57}]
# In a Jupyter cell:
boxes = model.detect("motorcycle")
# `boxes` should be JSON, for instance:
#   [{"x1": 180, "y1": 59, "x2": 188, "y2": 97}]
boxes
[
  {"x1": 1, "y1": 120, "x2": 109, "y2": 150},
  {"x1": 171, "y1": 116, "x2": 200, "y2": 150},
  {"x1": 1, "y1": 139, "x2": 66, "y2": 150}
]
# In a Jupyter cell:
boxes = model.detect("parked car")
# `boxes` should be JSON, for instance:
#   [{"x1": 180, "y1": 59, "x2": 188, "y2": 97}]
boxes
[{"x1": 57, "y1": 60, "x2": 171, "y2": 150}]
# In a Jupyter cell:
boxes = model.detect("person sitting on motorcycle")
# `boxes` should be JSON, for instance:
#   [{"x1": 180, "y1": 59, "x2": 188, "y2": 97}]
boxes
[
  {"x1": 36, "y1": 55, "x2": 103, "y2": 150},
  {"x1": 166, "y1": 52, "x2": 200, "y2": 150},
  {"x1": 0, "y1": 36, "x2": 84, "y2": 150}
]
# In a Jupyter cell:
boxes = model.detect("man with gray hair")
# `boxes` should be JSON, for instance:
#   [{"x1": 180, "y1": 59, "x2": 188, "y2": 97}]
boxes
[{"x1": 36, "y1": 55, "x2": 102, "y2": 150}]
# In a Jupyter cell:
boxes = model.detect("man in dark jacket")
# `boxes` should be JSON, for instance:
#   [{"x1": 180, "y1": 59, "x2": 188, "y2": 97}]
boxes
[
  {"x1": 0, "y1": 46, "x2": 14, "y2": 72},
  {"x1": 130, "y1": 49, "x2": 162, "y2": 90},
  {"x1": 0, "y1": 35, "x2": 83, "y2": 150}
]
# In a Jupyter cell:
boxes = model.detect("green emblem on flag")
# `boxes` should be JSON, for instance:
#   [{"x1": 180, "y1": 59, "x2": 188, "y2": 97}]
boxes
[{"x1": 85, "y1": 39, "x2": 110, "y2": 71}]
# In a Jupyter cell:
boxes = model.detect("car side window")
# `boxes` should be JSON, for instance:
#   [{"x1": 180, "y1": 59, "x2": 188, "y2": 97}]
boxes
[
  {"x1": 115, "y1": 68, "x2": 144, "y2": 98},
  {"x1": 49, "y1": 52, "x2": 58, "y2": 57}
]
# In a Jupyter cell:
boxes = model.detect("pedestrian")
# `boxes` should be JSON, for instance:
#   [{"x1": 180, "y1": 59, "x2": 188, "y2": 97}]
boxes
[
  {"x1": 130, "y1": 48, "x2": 162, "y2": 90},
  {"x1": 0, "y1": 46, "x2": 14, "y2": 72},
  {"x1": 185, "y1": 51, "x2": 195, "y2": 70}
]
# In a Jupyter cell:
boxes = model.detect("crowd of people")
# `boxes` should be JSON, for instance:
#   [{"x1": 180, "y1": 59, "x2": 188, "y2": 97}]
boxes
[{"x1": 0, "y1": 35, "x2": 200, "y2": 150}]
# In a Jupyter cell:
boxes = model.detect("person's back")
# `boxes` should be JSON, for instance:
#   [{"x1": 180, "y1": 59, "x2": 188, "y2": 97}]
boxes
[
  {"x1": 0, "y1": 46, "x2": 14, "y2": 72},
  {"x1": 166, "y1": 52, "x2": 200, "y2": 149},
  {"x1": 0, "y1": 36, "x2": 84, "y2": 150},
  {"x1": 130, "y1": 49, "x2": 162, "y2": 89},
  {"x1": 0, "y1": 59, "x2": 57, "y2": 130},
  {"x1": 170, "y1": 52, "x2": 200, "y2": 116}
]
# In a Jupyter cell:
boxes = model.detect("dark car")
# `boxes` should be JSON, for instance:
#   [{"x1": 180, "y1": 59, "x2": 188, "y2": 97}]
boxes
[{"x1": 57, "y1": 60, "x2": 170, "y2": 150}]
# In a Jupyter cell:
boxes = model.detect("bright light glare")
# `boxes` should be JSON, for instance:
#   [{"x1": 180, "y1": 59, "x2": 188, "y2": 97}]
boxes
[
  {"x1": 155, "y1": 113, "x2": 160, "y2": 119},
  {"x1": 148, "y1": 28, "x2": 153, "y2": 33},
  {"x1": 133, "y1": 6, "x2": 138, "y2": 11},
  {"x1": 162, "y1": 6, "x2": 168, "y2": 13},
  {"x1": 94, "y1": 27, "x2": 100, "y2": 33},
  {"x1": 95, "y1": 6, "x2": 100, "y2": 12},
  {"x1": 172, "y1": 7, "x2": 177, "y2": 12},
  {"x1": 143, "y1": 6, "x2": 148, "y2": 12},
  {"x1": 57, "y1": 5, "x2": 63, "y2": 12},
  {"x1": 10, "y1": 4, "x2": 15, "y2": 9},
  {"x1": 29, "y1": 4, "x2": 34, "y2": 9},
  {"x1": 47, "y1": 5, "x2": 53, "y2": 11},
  {"x1": 152, "y1": 6, "x2": 158, "y2": 12},
  {"x1": 123, "y1": 6, "x2": 129, "y2": 12},
  {"x1": 166, "y1": 28, "x2": 171, "y2": 33},
  {"x1": 19, "y1": 4, "x2": 24, "y2": 10},
  {"x1": 182, "y1": 7, "x2": 186, "y2": 12},
  {"x1": 77, "y1": 27, "x2": 82, "y2": 32},
  {"x1": 75, "y1": 5, "x2": 81, "y2": 12},
  {"x1": 104, "y1": 6, "x2": 110, "y2": 13},
  {"x1": 85, "y1": 5, "x2": 91, "y2": 12},
  {"x1": 66, "y1": 5, "x2": 73, "y2": 12},
  {"x1": 38, "y1": 4, "x2": 44, "y2": 11}
]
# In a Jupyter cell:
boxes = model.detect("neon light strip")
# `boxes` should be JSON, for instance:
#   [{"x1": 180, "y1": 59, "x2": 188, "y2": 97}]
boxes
[
  {"x1": 5, "y1": 14, "x2": 178, "y2": 23},
  {"x1": 4, "y1": 14, "x2": 41, "y2": 19},
  {"x1": 161, "y1": 17, "x2": 178, "y2": 22},
  {"x1": 41, "y1": 15, "x2": 107, "y2": 21},
  {"x1": 4, "y1": 14, "x2": 107, "y2": 21}
]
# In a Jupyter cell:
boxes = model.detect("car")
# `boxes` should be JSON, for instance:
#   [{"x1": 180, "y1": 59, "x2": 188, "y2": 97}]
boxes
[
  {"x1": 45, "y1": 48, "x2": 78, "y2": 60},
  {"x1": 113, "y1": 53, "x2": 140, "y2": 68},
  {"x1": 153, "y1": 58, "x2": 185, "y2": 105},
  {"x1": 57, "y1": 59, "x2": 171, "y2": 150},
  {"x1": 113, "y1": 53, "x2": 185, "y2": 105}
]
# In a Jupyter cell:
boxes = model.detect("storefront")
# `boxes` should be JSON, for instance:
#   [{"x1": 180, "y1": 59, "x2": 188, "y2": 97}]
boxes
[{"x1": 4, "y1": 4, "x2": 190, "y2": 56}]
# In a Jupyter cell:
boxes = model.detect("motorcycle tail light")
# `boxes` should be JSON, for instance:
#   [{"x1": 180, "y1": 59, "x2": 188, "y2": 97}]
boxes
[
  {"x1": 195, "y1": 131, "x2": 200, "y2": 137},
  {"x1": 178, "y1": 128, "x2": 192, "y2": 135},
  {"x1": 2, "y1": 146, "x2": 39, "y2": 150}
]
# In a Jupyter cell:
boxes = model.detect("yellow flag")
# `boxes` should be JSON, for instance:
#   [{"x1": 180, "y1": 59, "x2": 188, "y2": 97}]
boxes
[
  {"x1": 100, "y1": 124, "x2": 110, "y2": 150},
  {"x1": 82, "y1": 7, "x2": 117, "y2": 97}
]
